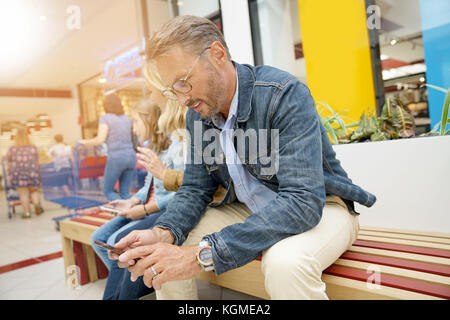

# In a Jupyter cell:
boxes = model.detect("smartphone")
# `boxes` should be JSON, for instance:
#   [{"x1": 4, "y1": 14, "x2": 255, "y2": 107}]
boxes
[
  {"x1": 100, "y1": 204, "x2": 122, "y2": 215},
  {"x1": 93, "y1": 240, "x2": 124, "y2": 255}
]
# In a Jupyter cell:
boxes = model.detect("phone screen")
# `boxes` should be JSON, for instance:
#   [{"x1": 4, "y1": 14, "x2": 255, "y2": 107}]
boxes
[
  {"x1": 100, "y1": 205, "x2": 122, "y2": 214},
  {"x1": 94, "y1": 241, "x2": 124, "y2": 255}
]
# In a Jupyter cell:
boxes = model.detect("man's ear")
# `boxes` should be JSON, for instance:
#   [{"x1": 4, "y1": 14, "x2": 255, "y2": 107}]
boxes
[{"x1": 208, "y1": 41, "x2": 227, "y2": 68}]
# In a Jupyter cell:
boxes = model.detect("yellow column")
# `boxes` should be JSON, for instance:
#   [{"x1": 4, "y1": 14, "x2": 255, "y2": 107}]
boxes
[{"x1": 298, "y1": 0, "x2": 376, "y2": 123}]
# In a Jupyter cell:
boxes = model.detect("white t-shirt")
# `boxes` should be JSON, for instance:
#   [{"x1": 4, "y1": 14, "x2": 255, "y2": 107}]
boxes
[{"x1": 47, "y1": 144, "x2": 72, "y2": 170}]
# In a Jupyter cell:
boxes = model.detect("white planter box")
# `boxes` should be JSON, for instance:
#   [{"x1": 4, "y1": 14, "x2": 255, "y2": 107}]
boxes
[{"x1": 333, "y1": 135, "x2": 450, "y2": 234}]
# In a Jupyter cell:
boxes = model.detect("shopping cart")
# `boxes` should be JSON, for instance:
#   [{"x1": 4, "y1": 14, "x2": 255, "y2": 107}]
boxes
[
  {"x1": 43, "y1": 143, "x2": 145, "y2": 230},
  {"x1": 1, "y1": 156, "x2": 21, "y2": 218},
  {"x1": 41, "y1": 143, "x2": 108, "y2": 229},
  {"x1": 42, "y1": 143, "x2": 108, "y2": 210}
]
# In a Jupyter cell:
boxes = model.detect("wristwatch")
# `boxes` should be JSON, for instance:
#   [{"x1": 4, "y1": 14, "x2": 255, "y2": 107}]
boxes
[{"x1": 196, "y1": 240, "x2": 214, "y2": 272}]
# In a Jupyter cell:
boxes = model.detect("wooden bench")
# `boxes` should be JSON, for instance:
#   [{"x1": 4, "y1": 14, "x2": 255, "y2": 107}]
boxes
[
  {"x1": 60, "y1": 210, "x2": 115, "y2": 285},
  {"x1": 198, "y1": 227, "x2": 450, "y2": 300},
  {"x1": 60, "y1": 216, "x2": 450, "y2": 299}
]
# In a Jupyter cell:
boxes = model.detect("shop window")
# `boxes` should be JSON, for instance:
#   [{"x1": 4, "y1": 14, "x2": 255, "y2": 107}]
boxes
[
  {"x1": 372, "y1": 0, "x2": 432, "y2": 135},
  {"x1": 248, "y1": 0, "x2": 306, "y2": 83},
  {"x1": 78, "y1": 44, "x2": 150, "y2": 139},
  {"x1": 175, "y1": 0, "x2": 223, "y2": 33}
]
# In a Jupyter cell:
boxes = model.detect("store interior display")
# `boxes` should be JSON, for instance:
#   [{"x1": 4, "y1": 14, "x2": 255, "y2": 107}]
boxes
[
  {"x1": 0, "y1": 115, "x2": 53, "y2": 160},
  {"x1": 79, "y1": 82, "x2": 149, "y2": 139}
]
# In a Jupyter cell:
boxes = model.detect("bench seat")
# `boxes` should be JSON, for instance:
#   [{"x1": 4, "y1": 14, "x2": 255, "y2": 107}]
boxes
[
  {"x1": 60, "y1": 215, "x2": 450, "y2": 299},
  {"x1": 198, "y1": 227, "x2": 450, "y2": 300}
]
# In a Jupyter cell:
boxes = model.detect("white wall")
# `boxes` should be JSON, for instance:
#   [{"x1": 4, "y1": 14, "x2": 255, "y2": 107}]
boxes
[
  {"x1": 256, "y1": 0, "x2": 296, "y2": 73},
  {"x1": 177, "y1": 0, "x2": 220, "y2": 17},
  {"x1": 333, "y1": 136, "x2": 450, "y2": 234},
  {"x1": 0, "y1": 94, "x2": 81, "y2": 147},
  {"x1": 145, "y1": 0, "x2": 171, "y2": 35},
  {"x1": 221, "y1": 0, "x2": 254, "y2": 65}
]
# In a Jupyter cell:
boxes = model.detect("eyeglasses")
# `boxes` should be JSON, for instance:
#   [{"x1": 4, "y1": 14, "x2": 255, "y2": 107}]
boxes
[{"x1": 162, "y1": 46, "x2": 211, "y2": 101}]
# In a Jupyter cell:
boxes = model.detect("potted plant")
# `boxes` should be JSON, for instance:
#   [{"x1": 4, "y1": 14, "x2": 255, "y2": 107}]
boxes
[{"x1": 319, "y1": 89, "x2": 449, "y2": 234}]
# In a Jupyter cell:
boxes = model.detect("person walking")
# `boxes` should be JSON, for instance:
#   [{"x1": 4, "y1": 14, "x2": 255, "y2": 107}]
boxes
[
  {"x1": 79, "y1": 94, "x2": 136, "y2": 200},
  {"x1": 6, "y1": 127, "x2": 43, "y2": 218}
]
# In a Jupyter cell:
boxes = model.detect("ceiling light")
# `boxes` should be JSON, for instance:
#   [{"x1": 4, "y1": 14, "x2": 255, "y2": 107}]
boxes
[
  {"x1": 177, "y1": 1, "x2": 183, "y2": 6},
  {"x1": 390, "y1": 39, "x2": 398, "y2": 46},
  {"x1": 419, "y1": 77, "x2": 425, "y2": 82},
  {"x1": 39, "y1": 15, "x2": 47, "y2": 22},
  {"x1": 98, "y1": 78, "x2": 107, "y2": 84}
]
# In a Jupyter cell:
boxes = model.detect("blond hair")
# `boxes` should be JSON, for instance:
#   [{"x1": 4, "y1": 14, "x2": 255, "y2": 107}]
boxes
[
  {"x1": 14, "y1": 128, "x2": 32, "y2": 147},
  {"x1": 132, "y1": 99, "x2": 171, "y2": 154},
  {"x1": 143, "y1": 61, "x2": 187, "y2": 137},
  {"x1": 146, "y1": 15, "x2": 231, "y2": 61}
]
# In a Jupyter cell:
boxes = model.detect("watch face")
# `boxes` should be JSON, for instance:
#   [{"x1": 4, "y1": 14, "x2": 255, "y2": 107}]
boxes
[{"x1": 199, "y1": 247, "x2": 213, "y2": 265}]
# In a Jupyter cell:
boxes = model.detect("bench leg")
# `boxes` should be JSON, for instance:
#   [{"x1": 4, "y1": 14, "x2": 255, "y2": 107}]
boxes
[
  {"x1": 61, "y1": 235, "x2": 75, "y2": 282},
  {"x1": 84, "y1": 244, "x2": 99, "y2": 283}
]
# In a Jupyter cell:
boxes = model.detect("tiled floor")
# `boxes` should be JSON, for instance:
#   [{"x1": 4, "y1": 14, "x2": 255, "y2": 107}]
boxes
[{"x1": 0, "y1": 191, "x2": 260, "y2": 300}]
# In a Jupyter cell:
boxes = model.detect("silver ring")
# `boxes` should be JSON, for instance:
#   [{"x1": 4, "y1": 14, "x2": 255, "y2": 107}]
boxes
[{"x1": 150, "y1": 265, "x2": 158, "y2": 277}]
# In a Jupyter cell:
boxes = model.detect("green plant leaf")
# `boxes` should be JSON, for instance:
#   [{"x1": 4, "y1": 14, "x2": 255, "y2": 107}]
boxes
[
  {"x1": 424, "y1": 84, "x2": 448, "y2": 93},
  {"x1": 440, "y1": 90, "x2": 450, "y2": 136},
  {"x1": 345, "y1": 122, "x2": 360, "y2": 128},
  {"x1": 431, "y1": 122, "x2": 440, "y2": 133},
  {"x1": 323, "y1": 121, "x2": 338, "y2": 144},
  {"x1": 389, "y1": 99, "x2": 416, "y2": 138},
  {"x1": 381, "y1": 98, "x2": 392, "y2": 119}
]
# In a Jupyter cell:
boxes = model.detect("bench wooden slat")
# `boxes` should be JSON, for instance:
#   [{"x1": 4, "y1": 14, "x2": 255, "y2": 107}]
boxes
[
  {"x1": 357, "y1": 235, "x2": 450, "y2": 251},
  {"x1": 76, "y1": 216, "x2": 111, "y2": 224},
  {"x1": 323, "y1": 265, "x2": 450, "y2": 300},
  {"x1": 340, "y1": 251, "x2": 450, "y2": 277},
  {"x1": 87, "y1": 213, "x2": 115, "y2": 220},
  {"x1": 71, "y1": 218, "x2": 105, "y2": 227},
  {"x1": 323, "y1": 274, "x2": 443, "y2": 300},
  {"x1": 360, "y1": 226, "x2": 450, "y2": 239},
  {"x1": 358, "y1": 230, "x2": 450, "y2": 245},
  {"x1": 349, "y1": 245, "x2": 450, "y2": 266},
  {"x1": 334, "y1": 259, "x2": 450, "y2": 286},
  {"x1": 353, "y1": 239, "x2": 450, "y2": 258}
]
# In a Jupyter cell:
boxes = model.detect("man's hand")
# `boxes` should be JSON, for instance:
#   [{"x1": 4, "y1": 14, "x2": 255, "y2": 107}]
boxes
[
  {"x1": 108, "y1": 228, "x2": 174, "y2": 264},
  {"x1": 119, "y1": 243, "x2": 203, "y2": 290}
]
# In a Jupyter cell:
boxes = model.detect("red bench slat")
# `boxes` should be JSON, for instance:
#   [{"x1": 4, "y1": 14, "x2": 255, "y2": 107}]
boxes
[
  {"x1": 95, "y1": 254, "x2": 109, "y2": 279},
  {"x1": 323, "y1": 264, "x2": 450, "y2": 299},
  {"x1": 353, "y1": 239, "x2": 450, "y2": 259},
  {"x1": 341, "y1": 251, "x2": 450, "y2": 277},
  {"x1": 86, "y1": 213, "x2": 114, "y2": 220},
  {"x1": 73, "y1": 241, "x2": 89, "y2": 285}
]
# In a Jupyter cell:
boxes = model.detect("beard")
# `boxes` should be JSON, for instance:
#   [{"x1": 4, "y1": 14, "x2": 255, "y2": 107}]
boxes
[{"x1": 187, "y1": 63, "x2": 228, "y2": 119}]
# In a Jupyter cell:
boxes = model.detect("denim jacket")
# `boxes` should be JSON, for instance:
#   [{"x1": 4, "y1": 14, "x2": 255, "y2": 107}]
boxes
[
  {"x1": 134, "y1": 137, "x2": 185, "y2": 211},
  {"x1": 154, "y1": 62, "x2": 376, "y2": 275}
]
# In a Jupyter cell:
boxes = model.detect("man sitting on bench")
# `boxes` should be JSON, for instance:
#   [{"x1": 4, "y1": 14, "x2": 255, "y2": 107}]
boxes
[{"x1": 111, "y1": 15, "x2": 376, "y2": 300}]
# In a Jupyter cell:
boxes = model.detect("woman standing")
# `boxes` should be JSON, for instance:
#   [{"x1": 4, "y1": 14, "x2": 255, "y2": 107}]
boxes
[
  {"x1": 91, "y1": 99, "x2": 174, "y2": 271},
  {"x1": 79, "y1": 94, "x2": 136, "y2": 201},
  {"x1": 6, "y1": 127, "x2": 43, "y2": 218}
]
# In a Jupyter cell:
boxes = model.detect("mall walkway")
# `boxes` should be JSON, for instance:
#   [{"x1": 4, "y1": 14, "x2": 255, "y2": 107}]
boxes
[{"x1": 0, "y1": 191, "x2": 258, "y2": 300}]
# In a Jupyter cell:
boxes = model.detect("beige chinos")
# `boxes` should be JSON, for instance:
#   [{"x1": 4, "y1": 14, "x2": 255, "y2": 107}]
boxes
[{"x1": 156, "y1": 195, "x2": 359, "y2": 300}]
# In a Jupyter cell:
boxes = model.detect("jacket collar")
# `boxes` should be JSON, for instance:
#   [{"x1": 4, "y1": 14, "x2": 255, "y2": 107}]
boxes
[{"x1": 203, "y1": 61, "x2": 254, "y2": 127}]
